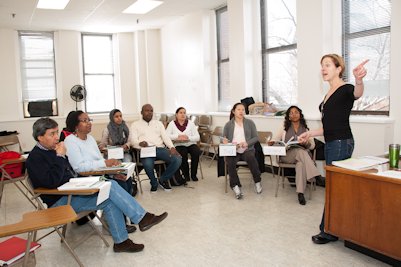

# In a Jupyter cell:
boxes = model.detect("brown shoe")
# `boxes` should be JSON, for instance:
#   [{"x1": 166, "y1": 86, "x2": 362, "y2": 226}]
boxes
[
  {"x1": 113, "y1": 239, "x2": 144, "y2": 253},
  {"x1": 139, "y1": 212, "x2": 168, "y2": 232}
]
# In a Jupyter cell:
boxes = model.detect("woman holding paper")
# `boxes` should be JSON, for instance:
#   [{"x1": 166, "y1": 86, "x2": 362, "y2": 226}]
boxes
[
  {"x1": 273, "y1": 106, "x2": 320, "y2": 205},
  {"x1": 166, "y1": 107, "x2": 201, "y2": 182},
  {"x1": 298, "y1": 54, "x2": 368, "y2": 244},
  {"x1": 99, "y1": 109, "x2": 133, "y2": 162},
  {"x1": 222, "y1": 103, "x2": 262, "y2": 199}
]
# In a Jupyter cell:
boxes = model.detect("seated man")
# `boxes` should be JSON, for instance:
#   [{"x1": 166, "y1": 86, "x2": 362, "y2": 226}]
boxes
[
  {"x1": 131, "y1": 104, "x2": 182, "y2": 192},
  {"x1": 26, "y1": 117, "x2": 168, "y2": 253}
]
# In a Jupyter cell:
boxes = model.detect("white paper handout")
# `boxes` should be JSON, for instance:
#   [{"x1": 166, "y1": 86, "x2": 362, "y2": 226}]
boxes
[
  {"x1": 262, "y1": 144, "x2": 286, "y2": 156},
  {"x1": 219, "y1": 144, "x2": 237, "y2": 156},
  {"x1": 57, "y1": 176, "x2": 111, "y2": 205},
  {"x1": 99, "y1": 162, "x2": 136, "y2": 180},
  {"x1": 107, "y1": 146, "x2": 124, "y2": 159},
  {"x1": 140, "y1": 146, "x2": 156, "y2": 158}
]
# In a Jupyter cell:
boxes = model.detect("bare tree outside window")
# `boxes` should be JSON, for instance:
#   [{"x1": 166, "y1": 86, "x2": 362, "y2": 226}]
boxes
[
  {"x1": 261, "y1": 0, "x2": 297, "y2": 109},
  {"x1": 343, "y1": 0, "x2": 391, "y2": 114}
]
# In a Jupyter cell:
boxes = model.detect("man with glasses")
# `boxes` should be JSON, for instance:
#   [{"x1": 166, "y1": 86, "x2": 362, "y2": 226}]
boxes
[{"x1": 26, "y1": 117, "x2": 168, "y2": 253}]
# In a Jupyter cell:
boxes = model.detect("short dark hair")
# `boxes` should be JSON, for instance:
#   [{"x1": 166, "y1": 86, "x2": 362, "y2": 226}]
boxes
[
  {"x1": 230, "y1": 103, "x2": 245, "y2": 120},
  {"x1": 65, "y1": 111, "x2": 76, "y2": 132},
  {"x1": 32, "y1": 117, "x2": 58, "y2": 141},
  {"x1": 68, "y1": 110, "x2": 84, "y2": 131}
]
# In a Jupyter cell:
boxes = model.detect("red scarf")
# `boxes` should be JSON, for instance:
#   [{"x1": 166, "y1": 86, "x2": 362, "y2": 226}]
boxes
[{"x1": 174, "y1": 119, "x2": 188, "y2": 132}]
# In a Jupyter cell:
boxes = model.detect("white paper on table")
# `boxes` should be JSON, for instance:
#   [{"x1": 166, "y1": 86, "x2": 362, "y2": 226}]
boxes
[
  {"x1": 121, "y1": 162, "x2": 136, "y2": 178},
  {"x1": 96, "y1": 181, "x2": 111, "y2": 205},
  {"x1": 107, "y1": 146, "x2": 124, "y2": 159},
  {"x1": 219, "y1": 144, "x2": 237, "y2": 156},
  {"x1": 140, "y1": 146, "x2": 156, "y2": 158}
]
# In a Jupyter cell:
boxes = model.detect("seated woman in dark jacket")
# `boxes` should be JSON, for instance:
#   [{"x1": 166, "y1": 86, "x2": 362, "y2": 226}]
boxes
[{"x1": 222, "y1": 103, "x2": 262, "y2": 199}]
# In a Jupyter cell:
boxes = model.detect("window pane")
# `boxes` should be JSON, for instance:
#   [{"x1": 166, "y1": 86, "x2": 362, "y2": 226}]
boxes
[
  {"x1": 266, "y1": 0, "x2": 296, "y2": 48},
  {"x1": 19, "y1": 32, "x2": 56, "y2": 101},
  {"x1": 84, "y1": 75, "x2": 115, "y2": 113},
  {"x1": 82, "y1": 34, "x2": 115, "y2": 113},
  {"x1": 82, "y1": 35, "x2": 113, "y2": 73},
  {"x1": 348, "y1": 0, "x2": 391, "y2": 33},
  {"x1": 264, "y1": 50, "x2": 297, "y2": 107},
  {"x1": 218, "y1": 61, "x2": 231, "y2": 111},
  {"x1": 218, "y1": 10, "x2": 229, "y2": 60},
  {"x1": 343, "y1": 0, "x2": 391, "y2": 113}
]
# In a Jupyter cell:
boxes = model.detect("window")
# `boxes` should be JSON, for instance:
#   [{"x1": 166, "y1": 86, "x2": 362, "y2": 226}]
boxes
[
  {"x1": 261, "y1": 0, "x2": 297, "y2": 109},
  {"x1": 216, "y1": 6, "x2": 231, "y2": 111},
  {"x1": 82, "y1": 34, "x2": 115, "y2": 113},
  {"x1": 343, "y1": 0, "x2": 391, "y2": 114},
  {"x1": 19, "y1": 31, "x2": 58, "y2": 117}
]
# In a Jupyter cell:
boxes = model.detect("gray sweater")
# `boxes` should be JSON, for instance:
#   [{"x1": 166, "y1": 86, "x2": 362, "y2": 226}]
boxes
[{"x1": 223, "y1": 118, "x2": 259, "y2": 151}]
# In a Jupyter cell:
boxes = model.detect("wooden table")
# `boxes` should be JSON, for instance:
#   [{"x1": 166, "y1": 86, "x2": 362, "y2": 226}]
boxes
[{"x1": 325, "y1": 166, "x2": 401, "y2": 264}]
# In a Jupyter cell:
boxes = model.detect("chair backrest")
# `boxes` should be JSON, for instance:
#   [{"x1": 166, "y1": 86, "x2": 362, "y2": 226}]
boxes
[
  {"x1": 189, "y1": 115, "x2": 199, "y2": 126},
  {"x1": 0, "y1": 134, "x2": 23, "y2": 153},
  {"x1": 257, "y1": 131, "x2": 273, "y2": 144},
  {"x1": 198, "y1": 115, "x2": 212, "y2": 130}
]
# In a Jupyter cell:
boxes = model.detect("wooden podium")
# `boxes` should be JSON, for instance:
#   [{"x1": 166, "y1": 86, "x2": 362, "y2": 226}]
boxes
[{"x1": 325, "y1": 166, "x2": 401, "y2": 264}]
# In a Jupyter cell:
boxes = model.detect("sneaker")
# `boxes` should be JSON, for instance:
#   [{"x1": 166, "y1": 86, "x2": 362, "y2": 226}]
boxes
[
  {"x1": 232, "y1": 185, "x2": 242, "y2": 199},
  {"x1": 255, "y1": 182, "x2": 262, "y2": 194},
  {"x1": 139, "y1": 212, "x2": 168, "y2": 231},
  {"x1": 150, "y1": 185, "x2": 158, "y2": 193},
  {"x1": 159, "y1": 180, "x2": 172, "y2": 191},
  {"x1": 113, "y1": 239, "x2": 144, "y2": 253}
]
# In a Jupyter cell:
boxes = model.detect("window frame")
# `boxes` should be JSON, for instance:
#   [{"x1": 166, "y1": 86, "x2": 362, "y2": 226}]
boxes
[
  {"x1": 342, "y1": 0, "x2": 390, "y2": 116},
  {"x1": 216, "y1": 6, "x2": 230, "y2": 111},
  {"x1": 260, "y1": 0, "x2": 297, "y2": 108},
  {"x1": 19, "y1": 31, "x2": 58, "y2": 117}
]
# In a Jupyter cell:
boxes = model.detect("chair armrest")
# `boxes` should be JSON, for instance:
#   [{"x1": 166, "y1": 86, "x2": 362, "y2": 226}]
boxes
[{"x1": 34, "y1": 187, "x2": 99, "y2": 195}]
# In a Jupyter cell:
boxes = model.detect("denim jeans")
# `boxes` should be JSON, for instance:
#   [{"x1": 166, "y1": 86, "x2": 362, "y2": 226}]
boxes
[
  {"x1": 319, "y1": 138, "x2": 354, "y2": 239},
  {"x1": 140, "y1": 147, "x2": 182, "y2": 187},
  {"x1": 52, "y1": 180, "x2": 146, "y2": 244}
]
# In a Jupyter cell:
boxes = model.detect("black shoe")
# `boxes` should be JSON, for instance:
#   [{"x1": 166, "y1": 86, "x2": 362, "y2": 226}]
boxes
[
  {"x1": 76, "y1": 212, "x2": 96, "y2": 226},
  {"x1": 316, "y1": 176, "x2": 326, "y2": 187},
  {"x1": 150, "y1": 185, "x2": 158, "y2": 193},
  {"x1": 126, "y1": 224, "x2": 137, "y2": 233},
  {"x1": 139, "y1": 212, "x2": 168, "y2": 232},
  {"x1": 191, "y1": 176, "x2": 199, "y2": 181},
  {"x1": 113, "y1": 239, "x2": 144, "y2": 253},
  {"x1": 185, "y1": 176, "x2": 190, "y2": 182},
  {"x1": 312, "y1": 233, "x2": 338, "y2": 244},
  {"x1": 158, "y1": 180, "x2": 172, "y2": 191},
  {"x1": 298, "y1": 193, "x2": 306, "y2": 205}
]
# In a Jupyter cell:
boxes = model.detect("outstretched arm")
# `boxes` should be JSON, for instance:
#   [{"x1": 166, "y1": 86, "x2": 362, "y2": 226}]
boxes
[{"x1": 353, "y1": 59, "x2": 369, "y2": 99}]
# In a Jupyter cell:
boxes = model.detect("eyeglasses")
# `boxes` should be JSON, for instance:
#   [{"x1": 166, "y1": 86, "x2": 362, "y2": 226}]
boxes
[{"x1": 79, "y1": 118, "x2": 93, "y2": 123}]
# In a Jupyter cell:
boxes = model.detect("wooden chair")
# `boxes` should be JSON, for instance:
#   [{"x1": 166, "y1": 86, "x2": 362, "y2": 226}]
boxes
[
  {"x1": 0, "y1": 205, "x2": 77, "y2": 267},
  {"x1": 275, "y1": 149, "x2": 317, "y2": 199},
  {"x1": 0, "y1": 157, "x2": 36, "y2": 208},
  {"x1": 25, "y1": 176, "x2": 110, "y2": 267},
  {"x1": 132, "y1": 149, "x2": 166, "y2": 194}
]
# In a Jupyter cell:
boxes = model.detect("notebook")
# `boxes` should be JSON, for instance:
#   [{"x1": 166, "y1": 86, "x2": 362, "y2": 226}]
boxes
[{"x1": 0, "y1": 236, "x2": 41, "y2": 265}]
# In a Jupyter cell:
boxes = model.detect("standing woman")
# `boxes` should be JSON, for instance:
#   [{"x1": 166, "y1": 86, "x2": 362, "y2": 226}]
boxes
[
  {"x1": 298, "y1": 54, "x2": 368, "y2": 244},
  {"x1": 223, "y1": 103, "x2": 262, "y2": 199},
  {"x1": 166, "y1": 107, "x2": 201, "y2": 182},
  {"x1": 273, "y1": 105, "x2": 320, "y2": 205},
  {"x1": 99, "y1": 109, "x2": 133, "y2": 162}
]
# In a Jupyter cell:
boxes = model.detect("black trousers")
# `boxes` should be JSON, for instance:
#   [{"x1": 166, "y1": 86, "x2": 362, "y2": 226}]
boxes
[
  {"x1": 226, "y1": 149, "x2": 261, "y2": 188},
  {"x1": 175, "y1": 144, "x2": 201, "y2": 178}
]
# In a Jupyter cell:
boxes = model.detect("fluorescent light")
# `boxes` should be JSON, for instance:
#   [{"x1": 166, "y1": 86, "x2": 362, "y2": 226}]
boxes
[
  {"x1": 37, "y1": 0, "x2": 70, "y2": 10},
  {"x1": 123, "y1": 0, "x2": 163, "y2": 14}
]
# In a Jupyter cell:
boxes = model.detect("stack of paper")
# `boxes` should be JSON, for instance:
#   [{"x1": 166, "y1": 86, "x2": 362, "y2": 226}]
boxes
[
  {"x1": 332, "y1": 156, "x2": 388, "y2": 171},
  {"x1": 99, "y1": 162, "x2": 136, "y2": 179}
]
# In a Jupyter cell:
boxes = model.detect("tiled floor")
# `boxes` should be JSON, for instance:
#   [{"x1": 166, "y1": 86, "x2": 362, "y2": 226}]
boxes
[{"x1": 0, "y1": 160, "x2": 388, "y2": 266}]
